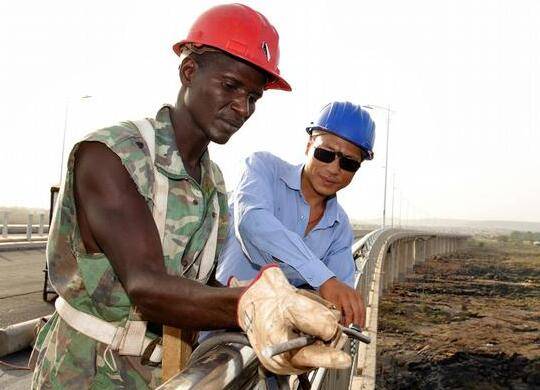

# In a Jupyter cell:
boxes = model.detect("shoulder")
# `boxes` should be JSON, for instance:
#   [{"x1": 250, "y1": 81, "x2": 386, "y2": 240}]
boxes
[
  {"x1": 78, "y1": 120, "x2": 153, "y2": 200},
  {"x1": 83, "y1": 121, "x2": 144, "y2": 148},
  {"x1": 335, "y1": 203, "x2": 353, "y2": 232}
]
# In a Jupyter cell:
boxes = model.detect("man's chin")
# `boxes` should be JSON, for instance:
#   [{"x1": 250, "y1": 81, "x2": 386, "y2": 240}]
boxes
[
  {"x1": 314, "y1": 184, "x2": 338, "y2": 198},
  {"x1": 209, "y1": 129, "x2": 236, "y2": 145}
]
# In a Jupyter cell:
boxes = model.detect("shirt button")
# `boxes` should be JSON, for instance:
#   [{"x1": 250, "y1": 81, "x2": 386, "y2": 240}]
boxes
[
  {"x1": 192, "y1": 199, "x2": 199, "y2": 205},
  {"x1": 300, "y1": 215, "x2": 305, "y2": 220}
]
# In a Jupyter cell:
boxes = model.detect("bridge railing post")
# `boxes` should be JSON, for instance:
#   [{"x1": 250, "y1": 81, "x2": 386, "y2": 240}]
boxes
[
  {"x1": 39, "y1": 213, "x2": 45, "y2": 235},
  {"x1": 26, "y1": 214, "x2": 33, "y2": 241},
  {"x1": 2, "y1": 212, "x2": 7, "y2": 238}
]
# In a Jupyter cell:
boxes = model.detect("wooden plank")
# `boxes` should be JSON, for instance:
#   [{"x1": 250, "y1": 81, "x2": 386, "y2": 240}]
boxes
[{"x1": 162, "y1": 326, "x2": 194, "y2": 382}]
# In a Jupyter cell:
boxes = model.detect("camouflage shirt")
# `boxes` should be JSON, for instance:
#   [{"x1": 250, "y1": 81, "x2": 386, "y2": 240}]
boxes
[{"x1": 32, "y1": 106, "x2": 228, "y2": 389}]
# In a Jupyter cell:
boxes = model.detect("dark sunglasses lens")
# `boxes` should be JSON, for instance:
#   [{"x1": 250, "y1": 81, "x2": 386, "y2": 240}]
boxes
[
  {"x1": 340, "y1": 157, "x2": 361, "y2": 172},
  {"x1": 313, "y1": 148, "x2": 336, "y2": 163}
]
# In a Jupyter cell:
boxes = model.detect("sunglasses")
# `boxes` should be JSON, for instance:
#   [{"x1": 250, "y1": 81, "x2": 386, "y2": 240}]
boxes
[{"x1": 313, "y1": 147, "x2": 362, "y2": 172}]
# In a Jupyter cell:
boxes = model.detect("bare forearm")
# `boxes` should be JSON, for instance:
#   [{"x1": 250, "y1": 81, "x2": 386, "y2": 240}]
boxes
[{"x1": 129, "y1": 274, "x2": 242, "y2": 330}]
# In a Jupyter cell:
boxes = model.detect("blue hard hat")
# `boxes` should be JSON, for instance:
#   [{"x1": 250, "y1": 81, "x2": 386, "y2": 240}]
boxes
[{"x1": 306, "y1": 101, "x2": 376, "y2": 160}]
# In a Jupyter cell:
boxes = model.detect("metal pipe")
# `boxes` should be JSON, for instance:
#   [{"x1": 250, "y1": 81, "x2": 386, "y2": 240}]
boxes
[
  {"x1": 0, "y1": 316, "x2": 51, "y2": 357},
  {"x1": 189, "y1": 332, "x2": 250, "y2": 363}
]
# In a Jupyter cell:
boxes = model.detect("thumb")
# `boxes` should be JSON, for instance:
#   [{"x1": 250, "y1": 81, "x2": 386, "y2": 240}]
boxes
[{"x1": 290, "y1": 344, "x2": 351, "y2": 370}]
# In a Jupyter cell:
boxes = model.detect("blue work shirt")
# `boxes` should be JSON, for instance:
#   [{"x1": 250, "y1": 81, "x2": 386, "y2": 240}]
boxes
[{"x1": 215, "y1": 152, "x2": 356, "y2": 288}]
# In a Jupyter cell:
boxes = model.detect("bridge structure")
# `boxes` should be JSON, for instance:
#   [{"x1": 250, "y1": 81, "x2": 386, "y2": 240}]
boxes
[
  {"x1": 0, "y1": 213, "x2": 468, "y2": 389},
  {"x1": 156, "y1": 228, "x2": 468, "y2": 390}
]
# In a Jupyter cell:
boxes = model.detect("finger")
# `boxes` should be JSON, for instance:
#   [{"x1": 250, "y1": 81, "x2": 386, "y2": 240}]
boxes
[
  {"x1": 286, "y1": 294, "x2": 339, "y2": 341},
  {"x1": 290, "y1": 344, "x2": 351, "y2": 370},
  {"x1": 342, "y1": 298, "x2": 354, "y2": 327},
  {"x1": 296, "y1": 289, "x2": 335, "y2": 309},
  {"x1": 350, "y1": 293, "x2": 363, "y2": 327},
  {"x1": 332, "y1": 332, "x2": 348, "y2": 351}
]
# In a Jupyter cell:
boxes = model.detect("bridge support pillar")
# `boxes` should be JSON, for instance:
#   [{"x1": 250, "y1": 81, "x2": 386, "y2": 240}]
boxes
[
  {"x1": 406, "y1": 240, "x2": 414, "y2": 274},
  {"x1": 389, "y1": 244, "x2": 398, "y2": 290},
  {"x1": 414, "y1": 239, "x2": 425, "y2": 265},
  {"x1": 398, "y1": 241, "x2": 406, "y2": 281}
]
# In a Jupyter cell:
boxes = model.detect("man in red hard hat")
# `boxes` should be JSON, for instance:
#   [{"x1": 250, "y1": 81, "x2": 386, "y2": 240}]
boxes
[{"x1": 31, "y1": 4, "x2": 349, "y2": 389}]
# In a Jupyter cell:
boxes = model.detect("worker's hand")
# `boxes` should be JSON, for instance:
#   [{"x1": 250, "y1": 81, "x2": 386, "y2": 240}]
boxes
[
  {"x1": 237, "y1": 265, "x2": 351, "y2": 375},
  {"x1": 319, "y1": 277, "x2": 365, "y2": 328}
]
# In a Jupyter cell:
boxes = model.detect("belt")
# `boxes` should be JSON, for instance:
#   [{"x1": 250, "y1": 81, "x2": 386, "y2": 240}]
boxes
[{"x1": 55, "y1": 297, "x2": 162, "y2": 364}]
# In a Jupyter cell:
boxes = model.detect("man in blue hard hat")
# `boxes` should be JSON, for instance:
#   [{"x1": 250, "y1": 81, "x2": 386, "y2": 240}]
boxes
[{"x1": 216, "y1": 101, "x2": 376, "y2": 327}]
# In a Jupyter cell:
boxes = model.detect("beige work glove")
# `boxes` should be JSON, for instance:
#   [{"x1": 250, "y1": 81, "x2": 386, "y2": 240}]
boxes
[{"x1": 237, "y1": 265, "x2": 351, "y2": 375}]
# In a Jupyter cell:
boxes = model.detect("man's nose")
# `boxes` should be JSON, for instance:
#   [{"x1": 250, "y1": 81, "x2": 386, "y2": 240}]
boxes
[
  {"x1": 327, "y1": 157, "x2": 341, "y2": 175},
  {"x1": 230, "y1": 95, "x2": 251, "y2": 119}
]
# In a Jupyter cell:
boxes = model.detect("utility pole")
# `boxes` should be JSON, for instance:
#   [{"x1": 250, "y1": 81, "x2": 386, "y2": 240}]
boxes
[
  {"x1": 59, "y1": 95, "x2": 92, "y2": 184},
  {"x1": 391, "y1": 172, "x2": 396, "y2": 227},
  {"x1": 364, "y1": 104, "x2": 395, "y2": 228}
]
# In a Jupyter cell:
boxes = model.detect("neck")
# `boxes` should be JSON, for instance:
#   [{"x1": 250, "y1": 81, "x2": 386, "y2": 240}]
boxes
[
  {"x1": 170, "y1": 93, "x2": 210, "y2": 168},
  {"x1": 300, "y1": 170, "x2": 327, "y2": 209}
]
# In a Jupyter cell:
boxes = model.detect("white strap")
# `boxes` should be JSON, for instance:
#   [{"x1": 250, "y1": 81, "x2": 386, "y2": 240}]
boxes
[
  {"x1": 132, "y1": 119, "x2": 169, "y2": 242},
  {"x1": 55, "y1": 297, "x2": 162, "y2": 363},
  {"x1": 134, "y1": 119, "x2": 220, "y2": 283}
]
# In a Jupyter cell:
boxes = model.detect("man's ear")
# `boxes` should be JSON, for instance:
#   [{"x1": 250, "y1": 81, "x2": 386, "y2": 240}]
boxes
[{"x1": 179, "y1": 56, "x2": 198, "y2": 87}]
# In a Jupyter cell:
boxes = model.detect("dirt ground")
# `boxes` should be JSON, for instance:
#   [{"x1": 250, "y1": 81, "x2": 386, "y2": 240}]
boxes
[{"x1": 376, "y1": 239, "x2": 540, "y2": 390}]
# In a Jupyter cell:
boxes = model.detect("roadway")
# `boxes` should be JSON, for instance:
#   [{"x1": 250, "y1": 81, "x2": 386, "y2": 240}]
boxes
[
  {"x1": 0, "y1": 249, "x2": 53, "y2": 328},
  {"x1": 0, "y1": 248, "x2": 53, "y2": 389}
]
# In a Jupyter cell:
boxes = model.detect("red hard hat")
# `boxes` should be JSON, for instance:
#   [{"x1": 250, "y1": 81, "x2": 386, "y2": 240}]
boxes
[{"x1": 173, "y1": 3, "x2": 291, "y2": 92}]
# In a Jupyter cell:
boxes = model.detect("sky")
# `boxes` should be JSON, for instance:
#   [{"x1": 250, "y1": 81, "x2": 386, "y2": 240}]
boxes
[{"x1": 0, "y1": 0, "x2": 539, "y2": 224}]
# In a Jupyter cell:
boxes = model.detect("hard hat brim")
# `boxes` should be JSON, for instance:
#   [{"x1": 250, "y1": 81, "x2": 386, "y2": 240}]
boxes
[{"x1": 173, "y1": 41, "x2": 292, "y2": 92}]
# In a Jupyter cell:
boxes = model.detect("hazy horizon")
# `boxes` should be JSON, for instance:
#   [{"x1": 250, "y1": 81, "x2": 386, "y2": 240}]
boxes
[{"x1": 1, "y1": 0, "x2": 538, "y2": 223}]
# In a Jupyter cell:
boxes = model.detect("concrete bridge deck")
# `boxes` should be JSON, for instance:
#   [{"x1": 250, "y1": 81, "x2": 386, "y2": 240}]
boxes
[{"x1": 0, "y1": 249, "x2": 53, "y2": 328}]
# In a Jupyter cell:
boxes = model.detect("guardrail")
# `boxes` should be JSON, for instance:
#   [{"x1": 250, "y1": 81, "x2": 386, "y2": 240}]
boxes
[
  {"x1": 1, "y1": 212, "x2": 49, "y2": 240},
  {"x1": 157, "y1": 228, "x2": 469, "y2": 390}
]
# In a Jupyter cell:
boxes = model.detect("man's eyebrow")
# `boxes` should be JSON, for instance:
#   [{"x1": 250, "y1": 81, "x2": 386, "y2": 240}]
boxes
[{"x1": 222, "y1": 74, "x2": 263, "y2": 98}]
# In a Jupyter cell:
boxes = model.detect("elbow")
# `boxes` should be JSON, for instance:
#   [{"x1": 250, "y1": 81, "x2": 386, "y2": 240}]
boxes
[
  {"x1": 124, "y1": 273, "x2": 158, "y2": 317},
  {"x1": 236, "y1": 210, "x2": 251, "y2": 239},
  {"x1": 236, "y1": 208, "x2": 260, "y2": 240}
]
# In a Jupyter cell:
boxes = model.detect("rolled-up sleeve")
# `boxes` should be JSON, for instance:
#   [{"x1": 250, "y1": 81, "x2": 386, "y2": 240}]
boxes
[{"x1": 234, "y1": 153, "x2": 335, "y2": 288}]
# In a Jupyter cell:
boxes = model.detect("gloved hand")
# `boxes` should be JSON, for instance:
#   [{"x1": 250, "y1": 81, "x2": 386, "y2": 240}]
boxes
[{"x1": 237, "y1": 265, "x2": 351, "y2": 375}]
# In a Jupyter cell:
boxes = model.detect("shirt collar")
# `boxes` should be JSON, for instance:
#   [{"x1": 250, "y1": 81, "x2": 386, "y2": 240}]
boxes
[
  {"x1": 280, "y1": 163, "x2": 341, "y2": 226},
  {"x1": 151, "y1": 105, "x2": 225, "y2": 194},
  {"x1": 280, "y1": 163, "x2": 303, "y2": 191}
]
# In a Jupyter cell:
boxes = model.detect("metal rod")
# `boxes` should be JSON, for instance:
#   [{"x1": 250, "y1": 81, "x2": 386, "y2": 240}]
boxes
[
  {"x1": 263, "y1": 325, "x2": 371, "y2": 358},
  {"x1": 341, "y1": 326, "x2": 371, "y2": 344},
  {"x1": 262, "y1": 336, "x2": 315, "y2": 358}
]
